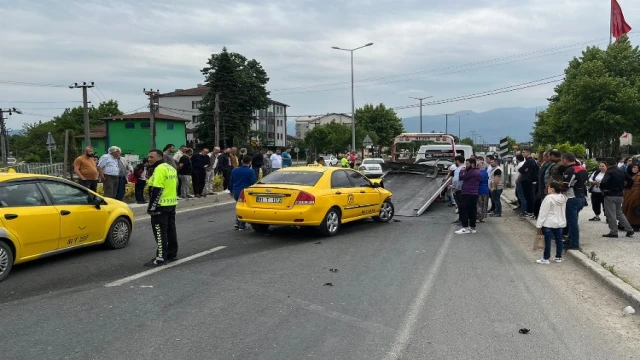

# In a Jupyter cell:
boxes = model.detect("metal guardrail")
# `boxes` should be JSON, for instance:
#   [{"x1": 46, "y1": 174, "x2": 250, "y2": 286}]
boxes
[{"x1": 0, "y1": 162, "x2": 67, "y2": 177}]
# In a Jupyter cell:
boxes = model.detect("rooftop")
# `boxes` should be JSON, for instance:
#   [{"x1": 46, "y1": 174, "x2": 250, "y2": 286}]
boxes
[
  {"x1": 100, "y1": 112, "x2": 189, "y2": 122},
  {"x1": 160, "y1": 85, "x2": 289, "y2": 107},
  {"x1": 74, "y1": 124, "x2": 107, "y2": 139}
]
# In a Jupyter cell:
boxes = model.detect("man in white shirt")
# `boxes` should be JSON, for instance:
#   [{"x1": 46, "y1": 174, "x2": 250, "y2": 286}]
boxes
[{"x1": 270, "y1": 148, "x2": 283, "y2": 171}]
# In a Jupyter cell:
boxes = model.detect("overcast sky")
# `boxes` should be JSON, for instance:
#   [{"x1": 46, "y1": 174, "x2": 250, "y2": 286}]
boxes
[{"x1": 1, "y1": 0, "x2": 638, "y2": 131}]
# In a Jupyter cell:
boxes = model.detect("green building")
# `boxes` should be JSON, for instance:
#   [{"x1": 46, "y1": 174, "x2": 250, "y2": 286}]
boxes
[{"x1": 78, "y1": 112, "x2": 188, "y2": 157}]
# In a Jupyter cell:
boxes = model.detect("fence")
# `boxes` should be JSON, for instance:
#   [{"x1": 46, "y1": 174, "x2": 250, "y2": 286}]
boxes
[{"x1": 0, "y1": 162, "x2": 67, "y2": 177}]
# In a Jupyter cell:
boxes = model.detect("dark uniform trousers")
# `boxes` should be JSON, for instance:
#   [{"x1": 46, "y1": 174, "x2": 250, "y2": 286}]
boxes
[{"x1": 151, "y1": 205, "x2": 178, "y2": 260}]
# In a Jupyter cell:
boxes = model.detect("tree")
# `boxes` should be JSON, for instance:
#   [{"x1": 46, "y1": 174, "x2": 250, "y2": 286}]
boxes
[
  {"x1": 531, "y1": 35, "x2": 640, "y2": 157},
  {"x1": 305, "y1": 122, "x2": 352, "y2": 156},
  {"x1": 197, "y1": 47, "x2": 270, "y2": 147},
  {"x1": 459, "y1": 137, "x2": 474, "y2": 146},
  {"x1": 10, "y1": 100, "x2": 123, "y2": 162},
  {"x1": 354, "y1": 104, "x2": 404, "y2": 149}
]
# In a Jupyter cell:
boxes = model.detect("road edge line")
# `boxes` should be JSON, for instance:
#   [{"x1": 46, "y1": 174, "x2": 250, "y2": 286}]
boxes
[
  {"x1": 104, "y1": 246, "x2": 227, "y2": 287},
  {"x1": 500, "y1": 193, "x2": 640, "y2": 310}
]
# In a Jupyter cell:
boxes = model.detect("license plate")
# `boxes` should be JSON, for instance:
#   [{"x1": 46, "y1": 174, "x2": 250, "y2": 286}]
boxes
[{"x1": 256, "y1": 197, "x2": 282, "y2": 203}]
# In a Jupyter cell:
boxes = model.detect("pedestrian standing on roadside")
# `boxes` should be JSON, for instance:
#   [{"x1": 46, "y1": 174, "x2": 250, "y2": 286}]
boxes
[
  {"x1": 252, "y1": 149, "x2": 266, "y2": 179},
  {"x1": 230, "y1": 155, "x2": 257, "y2": 230},
  {"x1": 282, "y1": 148, "x2": 293, "y2": 167},
  {"x1": 177, "y1": 148, "x2": 193, "y2": 199},
  {"x1": 455, "y1": 158, "x2": 482, "y2": 235},
  {"x1": 74, "y1": 146, "x2": 99, "y2": 192},
  {"x1": 144, "y1": 149, "x2": 179, "y2": 267},
  {"x1": 97, "y1": 146, "x2": 123, "y2": 199},
  {"x1": 476, "y1": 164, "x2": 490, "y2": 222},
  {"x1": 133, "y1": 158, "x2": 148, "y2": 204},
  {"x1": 535, "y1": 181, "x2": 567, "y2": 264},
  {"x1": 191, "y1": 147, "x2": 210, "y2": 197},
  {"x1": 271, "y1": 148, "x2": 283, "y2": 172},
  {"x1": 599, "y1": 157, "x2": 634, "y2": 238},
  {"x1": 216, "y1": 148, "x2": 233, "y2": 193},
  {"x1": 562, "y1": 152, "x2": 588, "y2": 250},
  {"x1": 451, "y1": 155, "x2": 465, "y2": 224},
  {"x1": 588, "y1": 162, "x2": 607, "y2": 222},
  {"x1": 488, "y1": 157, "x2": 504, "y2": 217}
]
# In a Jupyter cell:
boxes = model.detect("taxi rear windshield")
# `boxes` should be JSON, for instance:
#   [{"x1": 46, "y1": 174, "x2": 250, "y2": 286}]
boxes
[{"x1": 260, "y1": 171, "x2": 323, "y2": 186}]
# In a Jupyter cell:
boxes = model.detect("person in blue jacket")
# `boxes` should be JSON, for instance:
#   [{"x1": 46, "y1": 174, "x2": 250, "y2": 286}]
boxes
[
  {"x1": 477, "y1": 163, "x2": 490, "y2": 222},
  {"x1": 230, "y1": 155, "x2": 257, "y2": 230}
]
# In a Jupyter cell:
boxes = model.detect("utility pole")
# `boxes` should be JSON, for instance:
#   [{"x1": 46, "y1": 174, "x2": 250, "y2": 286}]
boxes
[
  {"x1": 214, "y1": 92, "x2": 220, "y2": 148},
  {"x1": 0, "y1": 108, "x2": 21, "y2": 165},
  {"x1": 69, "y1": 82, "x2": 95, "y2": 147},
  {"x1": 143, "y1": 88, "x2": 160, "y2": 149},
  {"x1": 444, "y1": 113, "x2": 454, "y2": 134},
  {"x1": 409, "y1": 96, "x2": 433, "y2": 133}
]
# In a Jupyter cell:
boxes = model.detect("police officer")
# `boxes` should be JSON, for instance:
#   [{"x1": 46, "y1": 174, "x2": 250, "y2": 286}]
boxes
[{"x1": 145, "y1": 149, "x2": 179, "y2": 267}]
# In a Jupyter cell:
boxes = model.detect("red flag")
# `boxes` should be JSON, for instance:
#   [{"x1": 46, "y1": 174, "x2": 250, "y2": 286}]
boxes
[{"x1": 611, "y1": 0, "x2": 632, "y2": 38}]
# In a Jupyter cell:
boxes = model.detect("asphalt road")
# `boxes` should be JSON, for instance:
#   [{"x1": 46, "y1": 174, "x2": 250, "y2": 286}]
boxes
[{"x1": 0, "y1": 201, "x2": 637, "y2": 359}]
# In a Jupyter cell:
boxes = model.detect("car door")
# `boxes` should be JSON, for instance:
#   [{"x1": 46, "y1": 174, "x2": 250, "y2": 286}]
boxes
[
  {"x1": 345, "y1": 170, "x2": 381, "y2": 217},
  {"x1": 330, "y1": 170, "x2": 358, "y2": 219},
  {"x1": 39, "y1": 180, "x2": 109, "y2": 249},
  {"x1": 0, "y1": 181, "x2": 61, "y2": 259}
]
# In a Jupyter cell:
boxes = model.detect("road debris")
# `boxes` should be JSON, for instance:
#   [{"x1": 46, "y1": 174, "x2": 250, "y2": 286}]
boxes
[
  {"x1": 623, "y1": 306, "x2": 636, "y2": 316},
  {"x1": 323, "y1": 282, "x2": 334, "y2": 286},
  {"x1": 315, "y1": 242, "x2": 322, "y2": 244},
  {"x1": 519, "y1": 328, "x2": 530, "y2": 334},
  {"x1": 329, "y1": 269, "x2": 339, "y2": 273}
]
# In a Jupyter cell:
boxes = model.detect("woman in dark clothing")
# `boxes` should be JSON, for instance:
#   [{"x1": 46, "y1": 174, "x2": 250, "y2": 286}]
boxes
[
  {"x1": 622, "y1": 164, "x2": 640, "y2": 230},
  {"x1": 133, "y1": 159, "x2": 149, "y2": 204}
]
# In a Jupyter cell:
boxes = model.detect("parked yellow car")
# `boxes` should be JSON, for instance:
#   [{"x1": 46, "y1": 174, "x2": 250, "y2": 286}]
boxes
[
  {"x1": 236, "y1": 167, "x2": 394, "y2": 236},
  {"x1": 0, "y1": 173, "x2": 134, "y2": 281}
]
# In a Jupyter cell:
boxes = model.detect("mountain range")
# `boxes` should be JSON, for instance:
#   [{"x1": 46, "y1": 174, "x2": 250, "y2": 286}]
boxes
[{"x1": 287, "y1": 106, "x2": 545, "y2": 144}]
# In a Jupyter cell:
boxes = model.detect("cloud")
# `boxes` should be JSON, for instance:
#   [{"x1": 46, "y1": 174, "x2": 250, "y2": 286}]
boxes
[{"x1": 1, "y1": 0, "x2": 638, "y2": 132}]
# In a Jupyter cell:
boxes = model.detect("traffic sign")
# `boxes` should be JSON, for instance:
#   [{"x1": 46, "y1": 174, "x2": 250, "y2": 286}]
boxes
[
  {"x1": 46, "y1": 132, "x2": 56, "y2": 151},
  {"x1": 362, "y1": 135, "x2": 373, "y2": 147},
  {"x1": 498, "y1": 136, "x2": 509, "y2": 156},
  {"x1": 294, "y1": 147, "x2": 300, "y2": 153}
]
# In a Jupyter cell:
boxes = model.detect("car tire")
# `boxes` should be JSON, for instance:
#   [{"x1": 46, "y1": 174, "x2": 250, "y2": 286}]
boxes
[
  {"x1": 252, "y1": 224, "x2": 270, "y2": 233},
  {"x1": 318, "y1": 207, "x2": 341, "y2": 236},
  {"x1": 0, "y1": 241, "x2": 14, "y2": 282},
  {"x1": 104, "y1": 217, "x2": 132, "y2": 249},
  {"x1": 373, "y1": 200, "x2": 394, "y2": 223}
]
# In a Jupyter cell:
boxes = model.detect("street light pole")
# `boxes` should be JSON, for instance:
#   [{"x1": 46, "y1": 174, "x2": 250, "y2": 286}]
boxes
[
  {"x1": 444, "y1": 113, "x2": 454, "y2": 135},
  {"x1": 332, "y1": 42, "x2": 374, "y2": 152},
  {"x1": 410, "y1": 96, "x2": 433, "y2": 133},
  {"x1": 456, "y1": 113, "x2": 469, "y2": 140}
]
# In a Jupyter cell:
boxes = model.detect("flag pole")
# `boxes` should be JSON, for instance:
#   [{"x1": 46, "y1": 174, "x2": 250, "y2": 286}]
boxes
[{"x1": 610, "y1": 0, "x2": 613, "y2": 45}]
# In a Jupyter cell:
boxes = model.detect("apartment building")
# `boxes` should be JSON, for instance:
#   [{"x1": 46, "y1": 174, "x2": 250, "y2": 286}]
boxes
[
  {"x1": 295, "y1": 113, "x2": 352, "y2": 139},
  {"x1": 158, "y1": 84, "x2": 289, "y2": 147}
]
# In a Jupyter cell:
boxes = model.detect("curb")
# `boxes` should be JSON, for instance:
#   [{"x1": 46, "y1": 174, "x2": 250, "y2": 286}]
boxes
[
  {"x1": 129, "y1": 192, "x2": 225, "y2": 218},
  {"x1": 500, "y1": 194, "x2": 640, "y2": 310}
]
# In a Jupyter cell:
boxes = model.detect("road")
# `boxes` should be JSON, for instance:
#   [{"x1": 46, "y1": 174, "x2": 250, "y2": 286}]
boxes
[{"x1": 1, "y1": 201, "x2": 639, "y2": 359}]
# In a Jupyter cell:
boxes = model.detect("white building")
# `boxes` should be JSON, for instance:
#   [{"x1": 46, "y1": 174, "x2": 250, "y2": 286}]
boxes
[
  {"x1": 295, "y1": 113, "x2": 352, "y2": 139},
  {"x1": 158, "y1": 84, "x2": 289, "y2": 147}
]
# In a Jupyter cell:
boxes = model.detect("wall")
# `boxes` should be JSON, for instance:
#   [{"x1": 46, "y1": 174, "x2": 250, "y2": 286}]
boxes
[
  {"x1": 106, "y1": 120, "x2": 186, "y2": 156},
  {"x1": 80, "y1": 138, "x2": 107, "y2": 156},
  {"x1": 157, "y1": 95, "x2": 202, "y2": 131}
]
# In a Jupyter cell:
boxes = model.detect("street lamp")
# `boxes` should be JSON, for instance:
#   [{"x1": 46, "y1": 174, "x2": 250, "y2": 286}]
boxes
[
  {"x1": 409, "y1": 95, "x2": 433, "y2": 133},
  {"x1": 456, "y1": 113, "x2": 469, "y2": 140},
  {"x1": 444, "y1": 113, "x2": 454, "y2": 134},
  {"x1": 332, "y1": 42, "x2": 374, "y2": 152}
]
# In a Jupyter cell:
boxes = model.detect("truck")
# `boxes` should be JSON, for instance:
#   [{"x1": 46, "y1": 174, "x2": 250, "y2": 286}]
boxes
[{"x1": 381, "y1": 133, "x2": 469, "y2": 217}]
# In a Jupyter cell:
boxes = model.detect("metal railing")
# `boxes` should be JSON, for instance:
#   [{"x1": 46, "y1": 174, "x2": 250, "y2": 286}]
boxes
[{"x1": 0, "y1": 162, "x2": 67, "y2": 177}]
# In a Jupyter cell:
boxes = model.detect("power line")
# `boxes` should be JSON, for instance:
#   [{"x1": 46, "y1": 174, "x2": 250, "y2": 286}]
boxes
[
  {"x1": 0, "y1": 100, "x2": 82, "y2": 104},
  {"x1": 271, "y1": 34, "x2": 639, "y2": 96},
  {"x1": 0, "y1": 80, "x2": 67, "y2": 88}
]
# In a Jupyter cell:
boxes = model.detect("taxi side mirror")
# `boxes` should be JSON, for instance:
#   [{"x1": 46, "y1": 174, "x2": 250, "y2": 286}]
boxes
[{"x1": 92, "y1": 195, "x2": 103, "y2": 209}]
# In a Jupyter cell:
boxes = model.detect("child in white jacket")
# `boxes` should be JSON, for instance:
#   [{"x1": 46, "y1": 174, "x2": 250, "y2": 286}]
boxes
[{"x1": 536, "y1": 181, "x2": 568, "y2": 264}]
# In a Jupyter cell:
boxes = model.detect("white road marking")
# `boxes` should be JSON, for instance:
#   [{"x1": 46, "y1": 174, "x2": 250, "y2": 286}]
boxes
[
  {"x1": 104, "y1": 246, "x2": 227, "y2": 287},
  {"x1": 133, "y1": 201, "x2": 235, "y2": 222},
  {"x1": 384, "y1": 231, "x2": 454, "y2": 360}
]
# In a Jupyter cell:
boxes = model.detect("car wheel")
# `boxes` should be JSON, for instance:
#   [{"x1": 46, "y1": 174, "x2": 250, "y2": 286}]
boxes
[
  {"x1": 252, "y1": 224, "x2": 270, "y2": 233},
  {"x1": 0, "y1": 241, "x2": 14, "y2": 282},
  {"x1": 105, "y1": 217, "x2": 131, "y2": 249},
  {"x1": 373, "y1": 200, "x2": 394, "y2": 222},
  {"x1": 318, "y1": 208, "x2": 341, "y2": 236}
]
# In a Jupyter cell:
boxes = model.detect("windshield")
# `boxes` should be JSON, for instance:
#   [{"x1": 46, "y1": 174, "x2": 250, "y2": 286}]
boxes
[
  {"x1": 259, "y1": 171, "x2": 323, "y2": 186},
  {"x1": 362, "y1": 159, "x2": 384, "y2": 165}
]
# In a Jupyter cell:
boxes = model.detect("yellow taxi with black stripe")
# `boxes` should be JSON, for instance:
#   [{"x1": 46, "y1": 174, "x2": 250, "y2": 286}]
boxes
[
  {"x1": 0, "y1": 172, "x2": 134, "y2": 282},
  {"x1": 236, "y1": 167, "x2": 394, "y2": 236}
]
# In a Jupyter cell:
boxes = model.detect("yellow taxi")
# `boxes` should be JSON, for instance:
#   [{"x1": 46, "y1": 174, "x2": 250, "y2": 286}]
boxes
[
  {"x1": 236, "y1": 167, "x2": 394, "y2": 236},
  {"x1": 0, "y1": 173, "x2": 134, "y2": 282}
]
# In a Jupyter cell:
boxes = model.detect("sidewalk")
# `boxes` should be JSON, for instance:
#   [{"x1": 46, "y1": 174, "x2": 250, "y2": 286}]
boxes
[
  {"x1": 501, "y1": 188, "x2": 640, "y2": 308},
  {"x1": 127, "y1": 191, "x2": 233, "y2": 217}
]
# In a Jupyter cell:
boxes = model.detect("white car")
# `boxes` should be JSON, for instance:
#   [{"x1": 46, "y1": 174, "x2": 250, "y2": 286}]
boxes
[
  {"x1": 359, "y1": 158, "x2": 385, "y2": 178},
  {"x1": 318, "y1": 154, "x2": 339, "y2": 166}
]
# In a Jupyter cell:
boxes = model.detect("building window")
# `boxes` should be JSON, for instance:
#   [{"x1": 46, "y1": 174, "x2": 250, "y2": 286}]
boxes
[
  {"x1": 125, "y1": 122, "x2": 135, "y2": 129},
  {"x1": 192, "y1": 115, "x2": 200, "y2": 123},
  {"x1": 141, "y1": 122, "x2": 150, "y2": 128},
  {"x1": 192, "y1": 101, "x2": 201, "y2": 109},
  {"x1": 167, "y1": 123, "x2": 174, "y2": 130}
]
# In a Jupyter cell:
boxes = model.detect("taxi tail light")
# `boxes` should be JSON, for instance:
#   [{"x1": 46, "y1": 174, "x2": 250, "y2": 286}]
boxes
[
  {"x1": 238, "y1": 190, "x2": 246, "y2": 202},
  {"x1": 294, "y1": 191, "x2": 315, "y2": 205}
]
